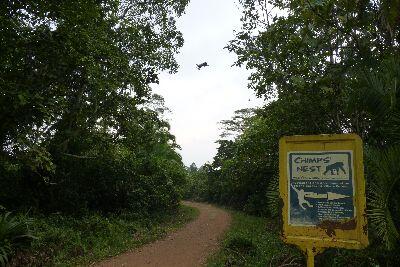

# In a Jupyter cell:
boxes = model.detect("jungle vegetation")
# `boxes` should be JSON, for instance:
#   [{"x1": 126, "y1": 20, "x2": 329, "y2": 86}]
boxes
[
  {"x1": 0, "y1": 0, "x2": 190, "y2": 264},
  {"x1": 185, "y1": 0, "x2": 400, "y2": 265},
  {"x1": 1, "y1": 0, "x2": 400, "y2": 266}
]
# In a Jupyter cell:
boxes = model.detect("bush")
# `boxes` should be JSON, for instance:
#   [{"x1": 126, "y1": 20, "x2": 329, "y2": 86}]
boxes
[
  {"x1": 0, "y1": 0, "x2": 188, "y2": 216},
  {"x1": 0, "y1": 115, "x2": 186, "y2": 216},
  {"x1": 0, "y1": 212, "x2": 34, "y2": 266},
  {"x1": 9, "y1": 205, "x2": 198, "y2": 266}
]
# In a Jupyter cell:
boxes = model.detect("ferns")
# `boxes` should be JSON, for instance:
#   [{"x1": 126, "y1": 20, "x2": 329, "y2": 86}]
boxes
[
  {"x1": 266, "y1": 176, "x2": 279, "y2": 217},
  {"x1": 0, "y1": 212, "x2": 35, "y2": 266},
  {"x1": 361, "y1": 57, "x2": 400, "y2": 250},
  {"x1": 367, "y1": 146, "x2": 400, "y2": 250},
  {"x1": 0, "y1": 242, "x2": 11, "y2": 267},
  {"x1": 359, "y1": 57, "x2": 400, "y2": 145}
]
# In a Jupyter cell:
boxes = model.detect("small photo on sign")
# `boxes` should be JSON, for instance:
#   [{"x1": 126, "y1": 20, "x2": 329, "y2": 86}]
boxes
[{"x1": 288, "y1": 151, "x2": 354, "y2": 226}]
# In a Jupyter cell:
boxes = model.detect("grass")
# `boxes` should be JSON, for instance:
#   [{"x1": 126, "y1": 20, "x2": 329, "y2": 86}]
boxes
[
  {"x1": 10, "y1": 204, "x2": 199, "y2": 266},
  {"x1": 207, "y1": 208, "x2": 400, "y2": 267},
  {"x1": 207, "y1": 210, "x2": 303, "y2": 267}
]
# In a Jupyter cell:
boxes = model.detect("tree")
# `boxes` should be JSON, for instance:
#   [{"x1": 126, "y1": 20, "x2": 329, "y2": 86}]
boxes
[
  {"x1": 228, "y1": 0, "x2": 400, "y2": 134},
  {"x1": 0, "y1": 0, "x2": 189, "y2": 214},
  {"x1": 0, "y1": 0, "x2": 187, "y2": 155},
  {"x1": 188, "y1": 163, "x2": 198, "y2": 172},
  {"x1": 219, "y1": 108, "x2": 255, "y2": 139},
  {"x1": 216, "y1": 1, "x2": 400, "y2": 262}
]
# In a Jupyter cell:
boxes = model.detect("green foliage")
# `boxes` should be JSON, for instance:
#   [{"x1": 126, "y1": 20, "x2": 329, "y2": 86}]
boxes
[
  {"x1": 316, "y1": 241, "x2": 400, "y2": 266},
  {"x1": 0, "y1": 212, "x2": 34, "y2": 267},
  {"x1": 219, "y1": 108, "x2": 255, "y2": 139},
  {"x1": 229, "y1": 0, "x2": 400, "y2": 99},
  {"x1": 367, "y1": 146, "x2": 400, "y2": 250},
  {"x1": 266, "y1": 176, "x2": 279, "y2": 217},
  {"x1": 207, "y1": 211, "x2": 303, "y2": 267},
  {"x1": 358, "y1": 57, "x2": 400, "y2": 251},
  {"x1": 189, "y1": 0, "x2": 400, "y2": 265},
  {"x1": 350, "y1": 57, "x2": 400, "y2": 145},
  {"x1": 184, "y1": 164, "x2": 209, "y2": 201},
  {"x1": 1, "y1": 0, "x2": 190, "y2": 262},
  {"x1": 207, "y1": 210, "x2": 400, "y2": 267},
  {"x1": 0, "y1": 0, "x2": 188, "y2": 214},
  {"x1": 196, "y1": 94, "x2": 337, "y2": 216},
  {"x1": 9, "y1": 205, "x2": 198, "y2": 266}
]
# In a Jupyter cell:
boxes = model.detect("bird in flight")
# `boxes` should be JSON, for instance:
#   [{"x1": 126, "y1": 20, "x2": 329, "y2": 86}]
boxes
[{"x1": 196, "y1": 62, "x2": 209, "y2": 70}]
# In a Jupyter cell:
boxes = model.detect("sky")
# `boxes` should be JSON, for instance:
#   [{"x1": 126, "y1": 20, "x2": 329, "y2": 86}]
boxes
[{"x1": 152, "y1": 0, "x2": 264, "y2": 167}]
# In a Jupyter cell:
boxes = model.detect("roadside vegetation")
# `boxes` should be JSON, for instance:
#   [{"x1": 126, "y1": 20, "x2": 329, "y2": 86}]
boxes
[
  {"x1": 8, "y1": 205, "x2": 198, "y2": 266},
  {"x1": 2, "y1": 0, "x2": 400, "y2": 266},
  {"x1": 0, "y1": 0, "x2": 190, "y2": 264},
  {"x1": 206, "y1": 209, "x2": 398, "y2": 267},
  {"x1": 207, "y1": 210, "x2": 303, "y2": 267},
  {"x1": 186, "y1": 0, "x2": 400, "y2": 266}
]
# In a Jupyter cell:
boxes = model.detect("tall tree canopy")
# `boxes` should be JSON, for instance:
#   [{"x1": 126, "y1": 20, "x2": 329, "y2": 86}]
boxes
[
  {"x1": 228, "y1": 0, "x2": 400, "y2": 135},
  {"x1": 185, "y1": 1, "x2": 400, "y2": 264},
  {"x1": 0, "y1": 0, "x2": 187, "y2": 154},
  {"x1": 0, "y1": 0, "x2": 189, "y2": 213}
]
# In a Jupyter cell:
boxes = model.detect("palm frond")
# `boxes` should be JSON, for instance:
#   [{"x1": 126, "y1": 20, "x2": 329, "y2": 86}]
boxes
[
  {"x1": 357, "y1": 56, "x2": 400, "y2": 146},
  {"x1": 0, "y1": 243, "x2": 10, "y2": 267},
  {"x1": 0, "y1": 212, "x2": 35, "y2": 266},
  {"x1": 367, "y1": 146, "x2": 400, "y2": 250},
  {"x1": 387, "y1": 111, "x2": 400, "y2": 144},
  {"x1": 266, "y1": 176, "x2": 279, "y2": 217}
]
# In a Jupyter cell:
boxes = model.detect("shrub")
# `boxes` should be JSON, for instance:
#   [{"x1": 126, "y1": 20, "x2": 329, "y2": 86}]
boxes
[{"x1": 0, "y1": 212, "x2": 34, "y2": 266}]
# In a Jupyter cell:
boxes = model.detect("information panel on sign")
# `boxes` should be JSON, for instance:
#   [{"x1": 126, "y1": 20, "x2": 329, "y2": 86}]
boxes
[
  {"x1": 279, "y1": 134, "x2": 368, "y2": 252},
  {"x1": 288, "y1": 151, "x2": 354, "y2": 226}
]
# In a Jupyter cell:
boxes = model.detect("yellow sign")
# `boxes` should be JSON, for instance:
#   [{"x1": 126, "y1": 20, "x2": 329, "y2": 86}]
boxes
[{"x1": 279, "y1": 134, "x2": 368, "y2": 266}]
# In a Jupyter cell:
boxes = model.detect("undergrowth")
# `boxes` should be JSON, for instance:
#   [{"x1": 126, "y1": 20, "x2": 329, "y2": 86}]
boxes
[
  {"x1": 207, "y1": 209, "x2": 400, "y2": 266},
  {"x1": 9, "y1": 205, "x2": 199, "y2": 266},
  {"x1": 207, "y1": 210, "x2": 303, "y2": 267}
]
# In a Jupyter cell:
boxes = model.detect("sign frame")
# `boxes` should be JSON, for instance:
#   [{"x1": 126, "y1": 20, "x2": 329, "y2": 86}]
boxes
[{"x1": 279, "y1": 134, "x2": 368, "y2": 255}]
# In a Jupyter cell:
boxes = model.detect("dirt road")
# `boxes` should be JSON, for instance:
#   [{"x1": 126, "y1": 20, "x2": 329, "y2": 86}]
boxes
[{"x1": 96, "y1": 201, "x2": 231, "y2": 267}]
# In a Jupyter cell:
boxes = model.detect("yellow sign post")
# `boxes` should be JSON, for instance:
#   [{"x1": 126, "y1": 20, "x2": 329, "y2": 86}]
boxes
[{"x1": 279, "y1": 134, "x2": 368, "y2": 266}]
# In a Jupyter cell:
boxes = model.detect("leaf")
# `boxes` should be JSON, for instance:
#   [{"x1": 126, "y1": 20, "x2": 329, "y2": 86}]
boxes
[{"x1": 367, "y1": 146, "x2": 400, "y2": 250}]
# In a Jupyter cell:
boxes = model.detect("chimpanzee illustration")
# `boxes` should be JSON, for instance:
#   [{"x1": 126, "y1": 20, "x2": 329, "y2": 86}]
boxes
[
  {"x1": 323, "y1": 162, "x2": 346, "y2": 175},
  {"x1": 291, "y1": 185, "x2": 313, "y2": 210}
]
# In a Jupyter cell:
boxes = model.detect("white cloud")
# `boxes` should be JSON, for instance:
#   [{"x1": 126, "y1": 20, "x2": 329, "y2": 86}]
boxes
[{"x1": 152, "y1": 0, "x2": 264, "y2": 166}]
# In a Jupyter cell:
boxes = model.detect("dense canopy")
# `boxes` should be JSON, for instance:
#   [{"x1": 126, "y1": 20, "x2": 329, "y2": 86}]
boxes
[{"x1": 0, "y1": 0, "x2": 189, "y2": 213}]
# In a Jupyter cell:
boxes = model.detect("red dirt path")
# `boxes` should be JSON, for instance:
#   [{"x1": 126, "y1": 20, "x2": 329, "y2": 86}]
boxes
[{"x1": 96, "y1": 201, "x2": 231, "y2": 267}]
